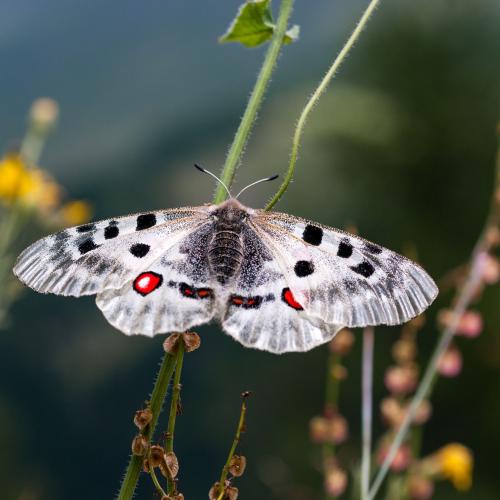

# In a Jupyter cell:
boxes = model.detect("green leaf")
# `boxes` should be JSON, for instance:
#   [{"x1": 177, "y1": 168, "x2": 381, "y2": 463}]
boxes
[{"x1": 219, "y1": 0, "x2": 299, "y2": 48}]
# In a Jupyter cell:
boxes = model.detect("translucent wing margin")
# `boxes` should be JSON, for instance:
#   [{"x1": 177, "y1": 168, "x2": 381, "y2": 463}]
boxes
[
  {"x1": 252, "y1": 211, "x2": 438, "y2": 329},
  {"x1": 14, "y1": 207, "x2": 208, "y2": 297}
]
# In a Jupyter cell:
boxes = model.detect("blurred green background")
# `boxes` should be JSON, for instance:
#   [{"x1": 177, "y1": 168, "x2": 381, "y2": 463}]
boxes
[{"x1": 1, "y1": 0, "x2": 500, "y2": 498}]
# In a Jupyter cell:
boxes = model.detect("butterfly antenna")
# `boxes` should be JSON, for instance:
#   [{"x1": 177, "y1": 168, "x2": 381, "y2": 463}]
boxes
[
  {"x1": 194, "y1": 164, "x2": 232, "y2": 198},
  {"x1": 235, "y1": 174, "x2": 279, "y2": 200}
]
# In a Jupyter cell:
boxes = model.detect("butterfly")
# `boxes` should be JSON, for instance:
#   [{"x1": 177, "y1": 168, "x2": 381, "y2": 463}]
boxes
[{"x1": 13, "y1": 166, "x2": 438, "y2": 354}]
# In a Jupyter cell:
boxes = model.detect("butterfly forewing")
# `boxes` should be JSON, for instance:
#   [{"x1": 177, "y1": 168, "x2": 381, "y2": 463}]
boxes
[
  {"x1": 14, "y1": 207, "x2": 208, "y2": 297},
  {"x1": 252, "y1": 211, "x2": 438, "y2": 329}
]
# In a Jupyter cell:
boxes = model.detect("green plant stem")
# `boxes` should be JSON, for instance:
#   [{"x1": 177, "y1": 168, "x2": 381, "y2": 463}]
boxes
[
  {"x1": 117, "y1": 351, "x2": 177, "y2": 500},
  {"x1": 368, "y1": 129, "x2": 500, "y2": 500},
  {"x1": 166, "y1": 341, "x2": 185, "y2": 494},
  {"x1": 148, "y1": 459, "x2": 168, "y2": 498},
  {"x1": 214, "y1": 0, "x2": 295, "y2": 203},
  {"x1": 266, "y1": 0, "x2": 382, "y2": 210},
  {"x1": 216, "y1": 394, "x2": 249, "y2": 500}
]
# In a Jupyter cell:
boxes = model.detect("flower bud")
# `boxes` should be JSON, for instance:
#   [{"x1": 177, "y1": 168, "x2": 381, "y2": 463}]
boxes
[
  {"x1": 30, "y1": 98, "x2": 59, "y2": 131},
  {"x1": 377, "y1": 443, "x2": 412, "y2": 472},
  {"x1": 407, "y1": 474, "x2": 434, "y2": 500},
  {"x1": 209, "y1": 483, "x2": 238, "y2": 500},
  {"x1": 384, "y1": 365, "x2": 418, "y2": 395},
  {"x1": 324, "y1": 466, "x2": 348, "y2": 497},
  {"x1": 131, "y1": 435, "x2": 148, "y2": 456},
  {"x1": 229, "y1": 455, "x2": 246, "y2": 477},
  {"x1": 437, "y1": 346, "x2": 463, "y2": 378},
  {"x1": 331, "y1": 364, "x2": 348, "y2": 380},
  {"x1": 380, "y1": 397, "x2": 405, "y2": 428},
  {"x1": 480, "y1": 254, "x2": 500, "y2": 284},
  {"x1": 412, "y1": 399, "x2": 432, "y2": 425},
  {"x1": 329, "y1": 328, "x2": 355, "y2": 356},
  {"x1": 134, "y1": 407, "x2": 153, "y2": 430},
  {"x1": 309, "y1": 414, "x2": 348, "y2": 444},
  {"x1": 438, "y1": 309, "x2": 483, "y2": 338},
  {"x1": 392, "y1": 338, "x2": 417, "y2": 364}
]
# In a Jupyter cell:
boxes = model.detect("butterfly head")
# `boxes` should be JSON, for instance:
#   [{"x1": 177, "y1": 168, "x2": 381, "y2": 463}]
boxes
[{"x1": 211, "y1": 198, "x2": 252, "y2": 227}]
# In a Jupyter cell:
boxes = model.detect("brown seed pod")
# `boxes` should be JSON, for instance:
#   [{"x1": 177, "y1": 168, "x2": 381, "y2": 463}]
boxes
[
  {"x1": 182, "y1": 331, "x2": 201, "y2": 352},
  {"x1": 149, "y1": 444, "x2": 166, "y2": 468},
  {"x1": 134, "y1": 407, "x2": 153, "y2": 430},
  {"x1": 160, "y1": 451, "x2": 179, "y2": 479},
  {"x1": 131, "y1": 435, "x2": 148, "y2": 456},
  {"x1": 229, "y1": 455, "x2": 247, "y2": 477}
]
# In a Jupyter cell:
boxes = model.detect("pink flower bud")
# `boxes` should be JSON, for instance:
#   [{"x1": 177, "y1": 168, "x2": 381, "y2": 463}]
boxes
[
  {"x1": 408, "y1": 474, "x2": 434, "y2": 500},
  {"x1": 384, "y1": 365, "x2": 418, "y2": 395},
  {"x1": 481, "y1": 254, "x2": 500, "y2": 284},
  {"x1": 309, "y1": 415, "x2": 349, "y2": 444},
  {"x1": 438, "y1": 309, "x2": 483, "y2": 338},
  {"x1": 324, "y1": 467, "x2": 348, "y2": 496},
  {"x1": 329, "y1": 328, "x2": 355, "y2": 356},
  {"x1": 377, "y1": 444, "x2": 412, "y2": 472},
  {"x1": 437, "y1": 346, "x2": 463, "y2": 378}
]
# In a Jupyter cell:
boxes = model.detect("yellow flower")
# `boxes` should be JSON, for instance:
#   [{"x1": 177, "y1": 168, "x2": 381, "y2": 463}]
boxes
[
  {"x1": 60, "y1": 200, "x2": 92, "y2": 226},
  {"x1": 437, "y1": 443, "x2": 473, "y2": 491},
  {"x1": 0, "y1": 153, "x2": 35, "y2": 201},
  {"x1": 0, "y1": 153, "x2": 61, "y2": 210}
]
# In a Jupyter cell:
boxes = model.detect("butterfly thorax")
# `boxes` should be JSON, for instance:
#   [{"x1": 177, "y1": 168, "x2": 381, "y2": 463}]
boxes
[{"x1": 208, "y1": 201, "x2": 248, "y2": 285}]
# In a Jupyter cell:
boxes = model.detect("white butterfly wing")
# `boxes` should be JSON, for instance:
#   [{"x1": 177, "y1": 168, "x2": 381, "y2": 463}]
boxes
[
  {"x1": 96, "y1": 222, "x2": 217, "y2": 336},
  {"x1": 14, "y1": 207, "x2": 208, "y2": 297},
  {"x1": 252, "y1": 211, "x2": 438, "y2": 329},
  {"x1": 220, "y1": 224, "x2": 342, "y2": 353}
]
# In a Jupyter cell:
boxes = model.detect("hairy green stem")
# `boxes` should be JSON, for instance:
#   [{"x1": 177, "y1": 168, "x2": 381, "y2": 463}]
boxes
[
  {"x1": 214, "y1": 0, "x2": 295, "y2": 203},
  {"x1": 368, "y1": 131, "x2": 500, "y2": 499},
  {"x1": 166, "y1": 341, "x2": 185, "y2": 494},
  {"x1": 117, "y1": 352, "x2": 177, "y2": 500},
  {"x1": 217, "y1": 394, "x2": 249, "y2": 500},
  {"x1": 266, "y1": 0, "x2": 382, "y2": 210}
]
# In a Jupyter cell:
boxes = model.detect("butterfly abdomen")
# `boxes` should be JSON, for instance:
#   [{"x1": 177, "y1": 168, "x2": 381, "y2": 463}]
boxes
[{"x1": 208, "y1": 227, "x2": 244, "y2": 285}]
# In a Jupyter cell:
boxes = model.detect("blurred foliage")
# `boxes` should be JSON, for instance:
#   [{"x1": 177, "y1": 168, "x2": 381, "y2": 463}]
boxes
[{"x1": 1, "y1": 1, "x2": 499, "y2": 499}]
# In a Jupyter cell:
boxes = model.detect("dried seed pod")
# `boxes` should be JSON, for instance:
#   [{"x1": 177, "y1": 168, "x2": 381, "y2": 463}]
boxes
[
  {"x1": 134, "y1": 407, "x2": 153, "y2": 430},
  {"x1": 131, "y1": 435, "x2": 148, "y2": 456},
  {"x1": 150, "y1": 444, "x2": 166, "y2": 468},
  {"x1": 163, "y1": 333, "x2": 181, "y2": 354},
  {"x1": 208, "y1": 482, "x2": 221, "y2": 500},
  {"x1": 162, "y1": 451, "x2": 179, "y2": 479},
  {"x1": 229, "y1": 455, "x2": 247, "y2": 477},
  {"x1": 182, "y1": 331, "x2": 201, "y2": 352},
  {"x1": 161, "y1": 495, "x2": 184, "y2": 500},
  {"x1": 225, "y1": 486, "x2": 239, "y2": 500}
]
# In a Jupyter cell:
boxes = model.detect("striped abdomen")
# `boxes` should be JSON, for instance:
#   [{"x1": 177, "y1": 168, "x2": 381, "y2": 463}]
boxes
[{"x1": 208, "y1": 229, "x2": 243, "y2": 284}]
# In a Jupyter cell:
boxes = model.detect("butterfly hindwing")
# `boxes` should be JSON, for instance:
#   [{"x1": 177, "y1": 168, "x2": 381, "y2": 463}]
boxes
[
  {"x1": 221, "y1": 224, "x2": 342, "y2": 353},
  {"x1": 14, "y1": 207, "x2": 208, "y2": 297},
  {"x1": 96, "y1": 221, "x2": 217, "y2": 336},
  {"x1": 251, "y1": 211, "x2": 438, "y2": 329}
]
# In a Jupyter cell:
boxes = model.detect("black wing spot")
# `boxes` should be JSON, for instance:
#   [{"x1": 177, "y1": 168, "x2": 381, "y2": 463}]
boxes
[
  {"x1": 302, "y1": 224, "x2": 323, "y2": 246},
  {"x1": 76, "y1": 223, "x2": 96, "y2": 233},
  {"x1": 136, "y1": 213, "x2": 157, "y2": 230},
  {"x1": 351, "y1": 261, "x2": 375, "y2": 278},
  {"x1": 364, "y1": 243, "x2": 382, "y2": 254},
  {"x1": 78, "y1": 238, "x2": 99, "y2": 254},
  {"x1": 337, "y1": 239, "x2": 353, "y2": 258},
  {"x1": 294, "y1": 260, "x2": 315, "y2": 277},
  {"x1": 104, "y1": 225, "x2": 119, "y2": 239},
  {"x1": 130, "y1": 243, "x2": 150, "y2": 258}
]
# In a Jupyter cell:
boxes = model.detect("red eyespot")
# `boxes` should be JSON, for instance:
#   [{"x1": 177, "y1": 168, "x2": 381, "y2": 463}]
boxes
[
  {"x1": 133, "y1": 272, "x2": 163, "y2": 296},
  {"x1": 231, "y1": 296, "x2": 244, "y2": 306},
  {"x1": 282, "y1": 288, "x2": 303, "y2": 310},
  {"x1": 197, "y1": 289, "x2": 211, "y2": 298}
]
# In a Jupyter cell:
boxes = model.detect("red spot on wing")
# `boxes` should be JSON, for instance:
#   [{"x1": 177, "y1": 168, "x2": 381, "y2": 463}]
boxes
[
  {"x1": 282, "y1": 288, "x2": 303, "y2": 310},
  {"x1": 197, "y1": 289, "x2": 211, "y2": 299},
  {"x1": 231, "y1": 296, "x2": 244, "y2": 306},
  {"x1": 133, "y1": 272, "x2": 163, "y2": 296}
]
